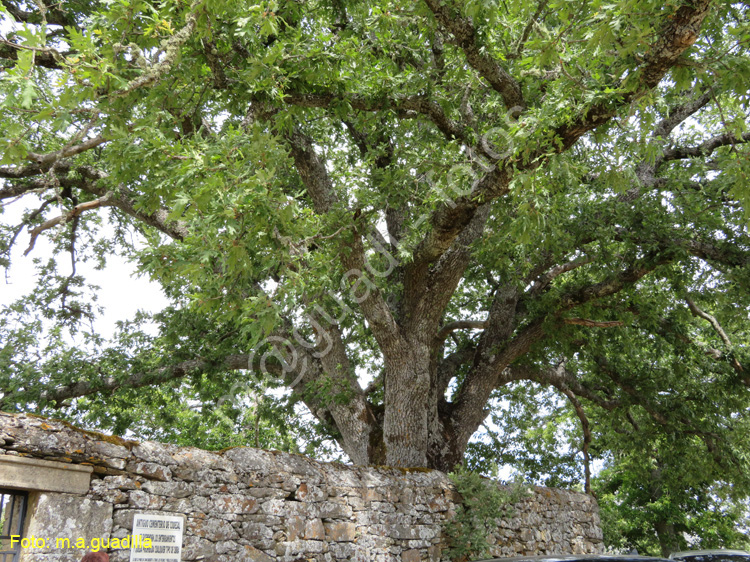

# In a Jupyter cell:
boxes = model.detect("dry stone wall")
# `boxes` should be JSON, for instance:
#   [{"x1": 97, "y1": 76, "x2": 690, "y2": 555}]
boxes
[{"x1": 0, "y1": 412, "x2": 603, "y2": 562}]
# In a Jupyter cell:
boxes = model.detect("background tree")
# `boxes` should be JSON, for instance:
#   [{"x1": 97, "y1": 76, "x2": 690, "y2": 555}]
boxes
[
  {"x1": 464, "y1": 373, "x2": 750, "y2": 555},
  {"x1": 1, "y1": 0, "x2": 749, "y2": 474}
]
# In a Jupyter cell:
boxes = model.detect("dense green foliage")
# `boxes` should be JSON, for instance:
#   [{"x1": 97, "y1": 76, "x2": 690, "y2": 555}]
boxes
[
  {"x1": 1, "y1": 0, "x2": 750, "y2": 548},
  {"x1": 445, "y1": 465, "x2": 529, "y2": 561}
]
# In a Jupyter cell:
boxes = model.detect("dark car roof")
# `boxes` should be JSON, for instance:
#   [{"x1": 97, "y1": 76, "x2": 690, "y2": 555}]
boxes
[
  {"x1": 474, "y1": 554, "x2": 674, "y2": 562},
  {"x1": 671, "y1": 553, "x2": 750, "y2": 560}
]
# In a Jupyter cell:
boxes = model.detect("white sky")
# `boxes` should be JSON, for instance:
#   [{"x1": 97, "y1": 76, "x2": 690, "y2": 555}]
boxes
[{"x1": 1, "y1": 203, "x2": 170, "y2": 339}]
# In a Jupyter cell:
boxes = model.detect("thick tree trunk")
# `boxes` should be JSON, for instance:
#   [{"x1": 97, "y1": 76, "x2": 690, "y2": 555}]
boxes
[
  {"x1": 382, "y1": 341, "x2": 433, "y2": 467},
  {"x1": 368, "y1": 334, "x2": 469, "y2": 470},
  {"x1": 655, "y1": 520, "x2": 680, "y2": 558}
]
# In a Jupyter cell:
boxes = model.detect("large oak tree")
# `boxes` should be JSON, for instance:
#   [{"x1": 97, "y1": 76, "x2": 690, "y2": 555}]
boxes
[{"x1": 1, "y1": 0, "x2": 749, "y2": 472}]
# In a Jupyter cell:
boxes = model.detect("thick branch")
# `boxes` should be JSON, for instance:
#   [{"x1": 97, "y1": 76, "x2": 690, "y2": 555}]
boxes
[
  {"x1": 661, "y1": 131, "x2": 750, "y2": 162},
  {"x1": 561, "y1": 387, "x2": 592, "y2": 494},
  {"x1": 436, "y1": 346, "x2": 476, "y2": 399},
  {"x1": 0, "y1": 0, "x2": 77, "y2": 27},
  {"x1": 305, "y1": 306, "x2": 380, "y2": 465},
  {"x1": 437, "y1": 320, "x2": 487, "y2": 341},
  {"x1": 110, "y1": 0, "x2": 202, "y2": 98},
  {"x1": 551, "y1": 0, "x2": 713, "y2": 151},
  {"x1": 74, "y1": 167, "x2": 190, "y2": 240},
  {"x1": 563, "y1": 318, "x2": 624, "y2": 329},
  {"x1": 0, "y1": 135, "x2": 107, "y2": 180},
  {"x1": 0, "y1": 37, "x2": 66, "y2": 69},
  {"x1": 528, "y1": 256, "x2": 594, "y2": 296},
  {"x1": 286, "y1": 129, "x2": 338, "y2": 213},
  {"x1": 422, "y1": 0, "x2": 524, "y2": 110},
  {"x1": 403, "y1": 203, "x2": 492, "y2": 335},
  {"x1": 285, "y1": 129, "x2": 402, "y2": 355},
  {"x1": 558, "y1": 256, "x2": 671, "y2": 311},
  {"x1": 25, "y1": 354, "x2": 255, "y2": 406},
  {"x1": 653, "y1": 91, "x2": 713, "y2": 141},
  {"x1": 499, "y1": 363, "x2": 620, "y2": 411},
  {"x1": 284, "y1": 91, "x2": 468, "y2": 144},
  {"x1": 406, "y1": 1, "x2": 713, "y2": 301}
]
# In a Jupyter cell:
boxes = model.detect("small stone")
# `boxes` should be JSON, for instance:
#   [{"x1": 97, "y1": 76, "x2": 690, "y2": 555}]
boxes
[
  {"x1": 130, "y1": 461, "x2": 172, "y2": 481},
  {"x1": 304, "y1": 518, "x2": 326, "y2": 540},
  {"x1": 325, "y1": 521, "x2": 357, "y2": 542},
  {"x1": 401, "y1": 549, "x2": 422, "y2": 562},
  {"x1": 239, "y1": 545, "x2": 275, "y2": 562}
]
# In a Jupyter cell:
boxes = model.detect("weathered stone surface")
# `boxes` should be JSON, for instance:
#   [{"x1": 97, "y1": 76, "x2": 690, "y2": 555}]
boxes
[
  {"x1": 88, "y1": 440, "x2": 131, "y2": 460},
  {"x1": 188, "y1": 516, "x2": 238, "y2": 540},
  {"x1": 182, "y1": 535, "x2": 216, "y2": 560},
  {"x1": 21, "y1": 494, "x2": 112, "y2": 557},
  {"x1": 0, "y1": 455, "x2": 92, "y2": 494},
  {"x1": 212, "y1": 493, "x2": 257, "y2": 513},
  {"x1": 325, "y1": 521, "x2": 357, "y2": 542},
  {"x1": 401, "y1": 549, "x2": 422, "y2": 562},
  {"x1": 129, "y1": 461, "x2": 171, "y2": 481},
  {"x1": 140, "y1": 480, "x2": 193, "y2": 497},
  {"x1": 1, "y1": 412, "x2": 604, "y2": 562},
  {"x1": 240, "y1": 545, "x2": 275, "y2": 562}
]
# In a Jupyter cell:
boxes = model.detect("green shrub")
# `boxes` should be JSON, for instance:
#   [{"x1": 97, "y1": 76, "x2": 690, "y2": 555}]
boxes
[{"x1": 445, "y1": 465, "x2": 530, "y2": 562}]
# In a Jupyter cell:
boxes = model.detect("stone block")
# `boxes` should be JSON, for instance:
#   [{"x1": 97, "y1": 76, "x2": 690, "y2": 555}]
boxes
[
  {"x1": 304, "y1": 519, "x2": 326, "y2": 540},
  {"x1": 285, "y1": 516, "x2": 304, "y2": 540},
  {"x1": 212, "y1": 494, "x2": 257, "y2": 514},
  {"x1": 103, "y1": 475, "x2": 140, "y2": 490},
  {"x1": 128, "y1": 490, "x2": 166, "y2": 510},
  {"x1": 182, "y1": 535, "x2": 216, "y2": 561},
  {"x1": 88, "y1": 440, "x2": 131, "y2": 460},
  {"x1": 0, "y1": 456, "x2": 92, "y2": 494},
  {"x1": 188, "y1": 517, "x2": 238, "y2": 541},
  {"x1": 239, "y1": 545, "x2": 275, "y2": 562},
  {"x1": 140, "y1": 480, "x2": 193, "y2": 497},
  {"x1": 132, "y1": 441, "x2": 176, "y2": 465},
  {"x1": 223, "y1": 448, "x2": 277, "y2": 472},
  {"x1": 240, "y1": 521, "x2": 274, "y2": 541},
  {"x1": 129, "y1": 461, "x2": 171, "y2": 481},
  {"x1": 331, "y1": 542, "x2": 356, "y2": 559},
  {"x1": 401, "y1": 549, "x2": 422, "y2": 562},
  {"x1": 325, "y1": 521, "x2": 357, "y2": 541}
]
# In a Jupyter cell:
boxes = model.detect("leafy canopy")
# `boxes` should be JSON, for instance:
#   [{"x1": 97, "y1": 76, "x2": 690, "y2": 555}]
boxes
[{"x1": 0, "y1": 0, "x2": 749, "y2": 508}]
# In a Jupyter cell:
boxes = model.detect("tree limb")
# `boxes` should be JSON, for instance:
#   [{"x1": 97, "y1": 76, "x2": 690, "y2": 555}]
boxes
[
  {"x1": 437, "y1": 320, "x2": 487, "y2": 341},
  {"x1": 560, "y1": 386, "x2": 592, "y2": 494},
  {"x1": 23, "y1": 354, "x2": 257, "y2": 406},
  {"x1": 283, "y1": 91, "x2": 469, "y2": 144},
  {"x1": 563, "y1": 318, "x2": 624, "y2": 329},
  {"x1": 422, "y1": 0, "x2": 524, "y2": 110},
  {"x1": 528, "y1": 255, "x2": 594, "y2": 296},
  {"x1": 661, "y1": 131, "x2": 750, "y2": 163},
  {"x1": 0, "y1": 0, "x2": 78, "y2": 27},
  {"x1": 24, "y1": 193, "x2": 116, "y2": 255},
  {"x1": 284, "y1": 128, "x2": 402, "y2": 356},
  {"x1": 0, "y1": 37, "x2": 67, "y2": 69},
  {"x1": 110, "y1": 0, "x2": 203, "y2": 99},
  {"x1": 685, "y1": 297, "x2": 743, "y2": 373}
]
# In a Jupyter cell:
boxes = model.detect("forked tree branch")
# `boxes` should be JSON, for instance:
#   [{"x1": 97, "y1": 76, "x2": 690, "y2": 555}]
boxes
[
  {"x1": 422, "y1": 0, "x2": 524, "y2": 110},
  {"x1": 403, "y1": 0, "x2": 713, "y2": 310},
  {"x1": 685, "y1": 297, "x2": 743, "y2": 373},
  {"x1": 24, "y1": 193, "x2": 116, "y2": 255}
]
